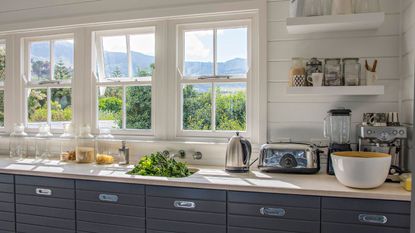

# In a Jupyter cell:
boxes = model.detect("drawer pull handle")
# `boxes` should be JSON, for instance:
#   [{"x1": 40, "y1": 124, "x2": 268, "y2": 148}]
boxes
[
  {"x1": 98, "y1": 194, "x2": 119, "y2": 203},
  {"x1": 35, "y1": 188, "x2": 52, "y2": 196},
  {"x1": 358, "y1": 214, "x2": 388, "y2": 224},
  {"x1": 174, "y1": 200, "x2": 196, "y2": 209},
  {"x1": 260, "y1": 207, "x2": 286, "y2": 217}
]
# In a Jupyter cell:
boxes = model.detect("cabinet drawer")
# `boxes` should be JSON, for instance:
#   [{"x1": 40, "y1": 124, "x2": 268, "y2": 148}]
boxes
[
  {"x1": 0, "y1": 220, "x2": 15, "y2": 232},
  {"x1": 0, "y1": 193, "x2": 14, "y2": 203},
  {"x1": 147, "y1": 207, "x2": 226, "y2": 225},
  {"x1": 229, "y1": 202, "x2": 320, "y2": 221},
  {"x1": 322, "y1": 209, "x2": 410, "y2": 228},
  {"x1": 76, "y1": 180, "x2": 144, "y2": 195},
  {"x1": 228, "y1": 191, "x2": 320, "y2": 208},
  {"x1": 322, "y1": 222, "x2": 410, "y2": 233},
  {"x1": 16, "y1": 175, "x2": 74, "y2": 189},
  {"x1": 0, "y1": 174, "x2": 13, "y2": 184},
  {"x1": 77, "y1": 210, "x2": 144, "y2": 228},
  {"x1": 147, "y1": 196, "x2": 226, "y2": 213},
  {"x1": 228, "y1": 215, "x2": 320, "y2": 233},
  {"x1": 229, "y1": 226, "x2": 304, "y2": 233},
  {"x1": 17, "y1": 204, "x2": 75, "y2": 219},
  {"x1": 0, "y1": 184, "x2": 13, "y2": 193},
  {"x1": 16, "y1": 194, "x2": 75, "y2": 209},
  {"x1": 0, "y1": 203, "x2": 14, "y2": 213},
  {"x1": 76, "y1": 190, "x2": 144, "y2": 206},
  {"x1": 77, "y1": 200, "x2": 144, "y2": 217},
  {"x1": 77, "y1": 221, "x2": 145, "y2": 233},
  {"x1": 16, "y1": 213, "x2": 75, "y2": 230},
  {"x1": 322, "y1": 197, "x2": 410, "y2": 214},
  {"x1": 147, "y1": 219, "x2": 226, "y2": 233},
  {"x1": 0, "y1": 211, "x2": 14, "y2": 222},
  {"x1": 16, "y1": 184, "x2": 74, "y2": 199},
  {"x1": 0, "y1": 230, "x2": 14, "y2": 233},
  {"x1": 147, "y1": 186, "x2": 226, "y2": 201},
  {"x1": 17, "y1": 223, "x2": 75, "y2": 233}
]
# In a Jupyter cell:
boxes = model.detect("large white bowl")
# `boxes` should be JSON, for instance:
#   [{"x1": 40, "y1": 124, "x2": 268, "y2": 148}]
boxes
[{"x1": 332, "y1": 152, "x2": 391, "y2": 189}]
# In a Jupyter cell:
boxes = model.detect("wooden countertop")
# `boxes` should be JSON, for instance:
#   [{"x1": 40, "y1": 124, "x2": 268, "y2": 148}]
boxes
[{"x1": 0, "y1": 158, "x2": 410, "y2": 201}]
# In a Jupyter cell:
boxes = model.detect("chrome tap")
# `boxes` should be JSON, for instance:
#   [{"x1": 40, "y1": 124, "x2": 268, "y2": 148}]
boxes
[{"x1": 118, "y1": 141, "x2": 130, "y2": 165}]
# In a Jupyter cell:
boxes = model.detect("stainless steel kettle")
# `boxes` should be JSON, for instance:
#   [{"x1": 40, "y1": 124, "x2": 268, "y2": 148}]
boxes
[{"x1": 225, "y1": 132, "x2": 252, "y2": 172}]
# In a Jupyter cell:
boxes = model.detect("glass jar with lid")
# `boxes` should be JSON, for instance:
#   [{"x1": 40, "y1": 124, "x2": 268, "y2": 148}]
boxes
[
  {"x1": 324, "y1": 58, "x2": 343, "y2": 86},
  {"x1": 305, "y1": 58, "x2": 323, "y2": 86},
  {"x1": 9, "y1": 123, "x2": 28, "y2": 159},
  {"x1": 76, "y1": 125, "x2": 95, "y2": 163},
  {"x1": 60, "y1": 123, "x2": 76, "y2": 162},
  {"x1": 35, "y1": 124, "x2": 54, "y2": 160},
  {"x1": 95, "y1": 128, "x2": 118, "y2": 165},
  {"x1": 343, "y1": 58, "x2": 361, "y2": 86},
  {"x1": 354, "y1": 0, "x2": 380, "y2": 13},
  {"x1": 289, "y1": 57, "x2": 306, "y2": 87}
]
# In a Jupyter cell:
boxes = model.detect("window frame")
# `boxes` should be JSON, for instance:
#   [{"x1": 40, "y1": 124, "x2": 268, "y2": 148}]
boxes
[
  {"x1": 22, "y1": 33, "x2": 75, "y2": 132},
  {"x1": 175, "y1": 19, "x2": 252, "y2": 139},
  {"x1": 92, "y1": 25, "x2": 158, "y2": 136},
  {"x1": 0, "y1": 39, "x2": 6, "y2": 129}
]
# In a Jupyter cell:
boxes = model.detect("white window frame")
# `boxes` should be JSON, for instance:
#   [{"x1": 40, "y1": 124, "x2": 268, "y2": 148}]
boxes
[
  {"x1": 22, "y1": 33, "x2": 75, "y2": 132},
  {"x1": 174, "y1": 18, "x2": 253, "y2": 139},
  {"x1": 91, "y1": 25, "x2": 159, "y2": 136},
  {"x1": 0, "y1": 39, "x2": 6, "y2": 130}
]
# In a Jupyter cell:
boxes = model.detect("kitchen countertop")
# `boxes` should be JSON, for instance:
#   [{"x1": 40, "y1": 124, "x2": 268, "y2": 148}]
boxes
[{"x1": 0, "y1": 158, "x2": 410, "y2": 201}]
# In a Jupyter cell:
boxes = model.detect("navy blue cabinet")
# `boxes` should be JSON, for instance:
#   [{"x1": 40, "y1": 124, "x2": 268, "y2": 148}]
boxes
[{"x1": 0, "y1": 174, "x2": 15, "y2": 233}]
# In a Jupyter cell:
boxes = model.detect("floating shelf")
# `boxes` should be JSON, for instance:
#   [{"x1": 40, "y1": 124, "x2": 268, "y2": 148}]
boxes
[
  {"x1": 286, "y1": 86, "x2": 384, "y2": 96},
  {"x1": 286, "y1": 12, "x2": 385, "y2": 34}
]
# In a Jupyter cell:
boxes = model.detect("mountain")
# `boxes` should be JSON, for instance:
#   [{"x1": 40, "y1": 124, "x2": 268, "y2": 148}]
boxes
[{"x1": 30, "y1": 41, "x2": 247, "y2": 77}]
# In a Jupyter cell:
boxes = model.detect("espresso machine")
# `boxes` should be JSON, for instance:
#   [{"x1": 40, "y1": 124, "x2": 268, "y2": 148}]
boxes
[
  {"x1": 358, "y1": 125, "x2": 408, "y2": 181},
  {"x1": 324, "y1": 109, "x2": 352, "y2": 175}
]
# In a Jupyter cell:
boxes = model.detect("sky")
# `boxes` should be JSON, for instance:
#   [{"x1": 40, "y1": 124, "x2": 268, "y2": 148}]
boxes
[{"x1": 102, "y1": 34, "x2": 155, "y2": 56}]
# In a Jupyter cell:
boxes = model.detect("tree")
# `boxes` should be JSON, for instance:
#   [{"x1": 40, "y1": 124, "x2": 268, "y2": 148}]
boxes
[
  {"x1": 126, "y1": 86, "x2": 151, "y2": 129},
  {"x1": 0, "y1": 46, "x2": 5, "y2": 82},
  {"x1": 31, "y1": 59, "x2": 51, "y2": 80},
  {"x1": 112, "y1": 66, "x2": 122, "y2": 78},
  {"x1": 182, "y1": 85, "x2": 212, "y2": 130},
  {"x1": 54, "y1": 59, "x2": 72, "y2": 80}
]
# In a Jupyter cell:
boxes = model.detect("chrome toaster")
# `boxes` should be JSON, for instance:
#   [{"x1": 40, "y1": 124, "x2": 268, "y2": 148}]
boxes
[{"x1": 258, "y1": 143, "x2": 321, "y2": 174}]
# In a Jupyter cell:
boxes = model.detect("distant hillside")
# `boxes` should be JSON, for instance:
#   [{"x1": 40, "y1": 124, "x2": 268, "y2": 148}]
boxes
[{"x1": 31, "y1": 41, "x2": 247, "y2": 77}]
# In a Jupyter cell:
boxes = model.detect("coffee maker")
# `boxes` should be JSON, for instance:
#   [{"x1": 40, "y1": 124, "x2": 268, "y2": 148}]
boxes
[
  {"x1": 324, "y1": 109, "x2": 352, "y2": 175},
  {"x1": 358, "y1": 125, "x2": 408, "y2": 181}
]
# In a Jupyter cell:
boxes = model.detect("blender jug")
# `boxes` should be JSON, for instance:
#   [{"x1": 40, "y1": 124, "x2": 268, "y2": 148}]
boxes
[
  {"x1": 324, "y1": 109, "x2": 352, "y2": 144},
  {"x1": 324, "y1": 109, "x2": 352, "y2": 175}
]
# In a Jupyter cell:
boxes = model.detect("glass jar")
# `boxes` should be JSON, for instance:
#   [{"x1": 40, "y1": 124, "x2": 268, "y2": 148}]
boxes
[
  {"x1": 332, "y1": 0, "x2": 353, "y2": 15},
  {"x1": 305, "y1": 58, "x2": 323, "y2": 86},
  {"x1": 354, "y1": 0, "x2": 380, "y2": 13},
  {"x1": 95, "y1": 128, "x2": 118, "y2": 165},
  {"x1": 303, "y1": 0, "x2": 323, "y2": 16},
  {"x1": 35, "y1": 125, "x2": 54, "y2": 160},
  {"x1": 9, "y1": 123, "x2": 28, "y2": 159},
  {"x1": 324, "y1": 58, "x2": 343, "y2": 86},
  {"x1": 343, "y1": 58, "x2": 361, "y2": 86},
  {"x1": 60, "y1": 123, "x2": 76, "y2": 162},
  {"x1": 76, "y1": 125, "x2": 95, "y2": 163},
  {"x1": 289, "y1": 58, "x2": 305, "y2": 87}
]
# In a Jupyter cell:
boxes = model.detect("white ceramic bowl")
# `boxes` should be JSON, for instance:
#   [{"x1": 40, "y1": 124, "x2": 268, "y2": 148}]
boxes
[{"x1": 331, "y1": 152, "x2": 391, "y2": 189}]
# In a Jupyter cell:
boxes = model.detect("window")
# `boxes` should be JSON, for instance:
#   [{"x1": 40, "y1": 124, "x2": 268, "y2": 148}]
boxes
[
  {"x1": 0, "y1": 40, "x2": 5, "y2": 127},
  {"x1": 94, "y1": 28, "x2": 155, "y2": 131},
  {"x1": 24, "y1": 36, "x2": 74, "y2": 129},
  {"x1": 178, "y1": 22, "x2": 250, "y2": 134}
]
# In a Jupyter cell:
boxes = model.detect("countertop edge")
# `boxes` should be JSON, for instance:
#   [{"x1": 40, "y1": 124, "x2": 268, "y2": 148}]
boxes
[{"x1": 0, "y1": 168, "x2": 411, "y2": 202}]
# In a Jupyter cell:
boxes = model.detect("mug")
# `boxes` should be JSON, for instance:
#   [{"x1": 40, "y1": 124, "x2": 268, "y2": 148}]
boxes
[
  {"x1": 293, "y1": 75, "x2": 306, "y2": 87},
  {"x1": 307, "y1": 73, "x2": 324, "y2": 86},
  {"x1": 366, "y1": 70, "x2": 377, "y2": 85}
]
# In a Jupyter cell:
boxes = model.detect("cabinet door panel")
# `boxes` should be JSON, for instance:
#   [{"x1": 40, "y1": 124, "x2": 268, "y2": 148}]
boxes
[
  {"x1": 228, "y1": 191, "x2": 320, "y2": 208},
  {"x1": 0, "y1": 211, "x2": 14, "y2": 222},
  {"x1": 77, "y1": 210, "x2": 144, "y2": 228},
  {"x1": 77, "y1": 200, "x2": 145, "y2": 217},
  {"x1": 15, "y1": 176, "x2": 74, "y2": 189},
  {"x1": 0, "y1": 174, "x2": 13, "y2": 184},
  {"x1": 0, "y1": 184, "x2": 13, "y2": 193},
  {"x1": 17, "y1": 223, "x2": 75, "y2": 233},
  {"x1": 147, "y1": 186, "x2": 226, "y2": 201},
  {"x1": 16, "y1": 184, "x2": 74, "y2": 199},
  {"x1": 77, "y1": 221, "x2": 145, "y2": 233},
  {"x1": 16, "y1": 194, "x2": 75, "y2": 209},
  {"x1": 147, "y1": 207, "x2": 226, "y2": 225},
  {"x1": 76, "y1": 189, "x2": 144, "y2": 206},
  {"x1": 16, "y1": 204, "x2": 75, "y2": 219},
  {"x1": 0, "y1": 193, "x2": 13, "y2": 203},
  {"x1": 229, "y1": 226, "x2": 304, "y2": 233},
  {"x1": 76, "y1": 180, "x2": 144, "y2": 195},
  {"x1": 16, "y1": 213, "x2": 75, "y2": 230},
  {"x1": 0, "y1": 220, "x2": 14, "y2": 232},
  {"x1": 147, "y1": 219, "x2": 226, "y2": 233},
  {"x1": 322, "y1": 197, "x2": 410, "y2": 214},
  {"x1": 0, "y1": 203, "x2": 14, "y2": 213},
  {"x1": 322, "y1": 222, "x2": 410, "y2": 233}
]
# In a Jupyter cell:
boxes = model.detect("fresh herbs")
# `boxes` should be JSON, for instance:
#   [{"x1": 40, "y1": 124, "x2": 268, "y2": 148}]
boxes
[{"x1": 127, "y1": 152, "x2": 191, "y2": 178}]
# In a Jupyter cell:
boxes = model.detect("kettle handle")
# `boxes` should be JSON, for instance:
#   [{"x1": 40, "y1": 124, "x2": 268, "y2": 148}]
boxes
[{"x1": 241, "y1": 139, "x2": 252, "y2": 165}]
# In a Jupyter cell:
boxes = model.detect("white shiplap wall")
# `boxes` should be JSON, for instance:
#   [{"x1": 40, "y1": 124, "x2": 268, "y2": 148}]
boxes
[
  {"x1": 267, "y1": 0, "x2": 401, "y2": 144},
  {"x1": 402, "y1": 0, "x2": 415, "y2": 155}
]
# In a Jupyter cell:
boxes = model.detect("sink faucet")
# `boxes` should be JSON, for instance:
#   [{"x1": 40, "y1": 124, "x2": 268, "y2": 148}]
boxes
[{"x1": 119, "y1": 141, "x2": 130, "y2": 165}]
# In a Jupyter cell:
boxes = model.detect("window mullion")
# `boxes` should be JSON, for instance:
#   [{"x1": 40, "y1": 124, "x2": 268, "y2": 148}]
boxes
[
  {"x1": 126, "y1": 35, "x2": 132, "y2": 78},
  {"x1": 211, "y1": 29, "x2": 217, "y2": 131},
  {"x1": 122, "y1": 85, "x2": 127, "y2": 129},
  {"x1": 50, "y1": 41, "x2": 54, "y2": 80},
  {"x1": 47, "y1": 87, "x2": 52, "y2": 125}
]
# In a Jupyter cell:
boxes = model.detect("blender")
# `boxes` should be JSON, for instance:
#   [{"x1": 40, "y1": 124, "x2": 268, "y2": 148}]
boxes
[{"x1": 324, "y1": 109, "x2": 352, "y2": 175}]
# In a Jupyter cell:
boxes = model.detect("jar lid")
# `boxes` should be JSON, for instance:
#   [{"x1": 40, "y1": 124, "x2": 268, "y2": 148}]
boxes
[
  {"x1": 328, "y1": 108, "x2": 352, "y2": 116},
  {"x1": 78, "y1": 124, "x2": 94, "y2": 138},
  {"x1": 97, "y1": 128, "x2": 114, "y2": 139},
  {"x1": 306, "y1": 57, "x2": 322, "y2": 65},
  {"x1": 36, "y1": 124, "x2": 53, "y2": 138},
  {"x1": 60, "y1": 123, "x2": 75, "y2": 138},
  {"x1": 342, "y1": 58, "x2": 359, "y2": 62},
  {"x1": 10, "y1": 123, "x2": 27, "y2": 137}
]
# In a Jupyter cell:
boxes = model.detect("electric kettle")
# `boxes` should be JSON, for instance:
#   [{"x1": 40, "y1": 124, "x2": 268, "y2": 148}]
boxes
[{"x1": 225, "y1": 132, "x2": 252, "y2": 172}]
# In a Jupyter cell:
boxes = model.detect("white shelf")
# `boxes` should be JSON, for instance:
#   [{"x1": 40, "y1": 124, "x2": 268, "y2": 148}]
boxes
[
  {"x1": 286, "y1": 86, "x2": 384, "y2": 96},
  {"x1": 286, "y1": 12, "x2": 385, "y2": 34}
]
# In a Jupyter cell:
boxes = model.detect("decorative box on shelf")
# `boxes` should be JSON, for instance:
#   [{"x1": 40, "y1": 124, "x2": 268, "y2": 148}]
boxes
[
  {"x1": 286, "y1": 85, "x2": 384, "y2": 96},
  {"x1": 286, "y1": 12, "x2": 385, "y2": 34}
]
